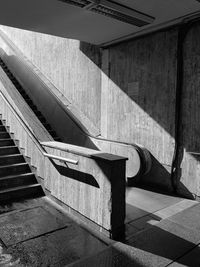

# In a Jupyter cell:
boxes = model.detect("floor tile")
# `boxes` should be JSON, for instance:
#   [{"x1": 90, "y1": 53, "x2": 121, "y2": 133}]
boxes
[
  {"x1": 168, "y1": 245, "x2": 200, "y2": 267},
  {"x1": 126, "y1": 187, "x2": 183, "y2": 214},
  {"x1": 7, "y1": 225, "x2": 107, "y2": 267},
  {"x1": 0, "y1": 206, "x2": 69, "y2": 246},
  {"x1": 154, "y1": 199, "x2": 198, "y2": 220},
  {"x1": 129, "y1": 214, "x2": 160, "y2": 231},
  {"x1": 125, "y1": 224, "x2": 139, "y2": 238},
  {"x1": 126, "y1": 219, "x2": 200, "y2": 267},
  {"x1": 125, "y1": 204, "x2": 149, "y2": 223},
  {"x1": 169, "y1": 203, "x2": 200, "y2": 231}
]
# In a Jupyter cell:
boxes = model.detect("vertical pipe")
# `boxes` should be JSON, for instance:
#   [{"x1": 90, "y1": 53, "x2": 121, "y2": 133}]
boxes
[{"x1": 171, "y1": 18, "x2": 200, "y2": 193}]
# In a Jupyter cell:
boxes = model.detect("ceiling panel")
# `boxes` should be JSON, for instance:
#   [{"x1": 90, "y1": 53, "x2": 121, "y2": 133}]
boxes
[{"x1": 0, "y1": 0, "x2": 199, "y2": 45}]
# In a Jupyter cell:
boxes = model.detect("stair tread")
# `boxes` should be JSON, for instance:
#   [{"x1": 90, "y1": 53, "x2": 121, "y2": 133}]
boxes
[
  {"x1": 0, "y1": 172, "x2": 34, "y2": 180},
  {"x1": 0, "y1": 145, "x2": 18, "y2": 148},
  {"x1": 0, "y1": 162, "x2": 29, "y2": 169},
  {"x1": 0, "y1": 183, "x2": 41, "y2": 194},
  {"x1": 0, "y1": 154, "x2": 22, "y2": 159}
]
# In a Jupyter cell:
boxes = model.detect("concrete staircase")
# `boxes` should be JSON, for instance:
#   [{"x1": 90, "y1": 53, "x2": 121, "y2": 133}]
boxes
[
  {"x1": 0, "y1": 57, "x2": 61, "y2": 142},
  {"x1": 0, "y1": 118, "x2": 44, "y2": 202}
]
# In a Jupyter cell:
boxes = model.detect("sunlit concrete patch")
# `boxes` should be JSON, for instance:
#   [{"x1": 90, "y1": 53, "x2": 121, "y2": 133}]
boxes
[
  {"x1": 153, "y1": 199, "x2": 198, "y2": 220},
  {"x1": 168, "y1": 203, "x2": 200, "y2": 231},
  {"x1": 0, "y1": 206, "x2": 69, "y2": 246},
  {"x1": 126, "y1": 187, "x2": 183, "y2": 214},
  {"x1": 7, "y1": 225, "x2": 107, "y2": 267}
]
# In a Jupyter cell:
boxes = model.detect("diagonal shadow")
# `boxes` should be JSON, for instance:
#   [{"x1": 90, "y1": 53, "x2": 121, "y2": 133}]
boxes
[
  {"x1": 80, "y1": 24, "x2": 200, "y2": 197},
  {"x1": 49, "y1": 158, "x2": 100, "y2": 188}
]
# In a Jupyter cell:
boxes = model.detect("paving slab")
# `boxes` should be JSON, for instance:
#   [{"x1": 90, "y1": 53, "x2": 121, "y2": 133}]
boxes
[
  {"x1": 125, "y1": 219, "x2": 200, "y2": 267},
  {"x1": 125, "y1": 224, "x2": 140, "y2": 238},
  {"x1": 125, "y1": 203, "x2": 149, "y2": 223},
  {"x1": 7, "y1": 225, "x2": 107, "y2": 267},
  {"x1": 0, "y1": 206, "x2": 69, "y2": 246},
  {"x1": 154, "y1": 199, "x2": 198, "y2": 220},
  {"x1": 0, "y1": 198, "x2": 40, "y2": 216},
  {"x1": 126, "y1": 187, "x2": 183, "y2": 214},
  {"x1": 129, "y1": 214, "x2": 160, "y2": 231},
  {"x1": 168, "y1": 245, "x2": 200, "y2": 267},
  {"x1": 168, "y1": 203, "x2": 200, "y2": 231},
  {"x1": 68, "y1": 216, "x2": 200, "y2": 267}
]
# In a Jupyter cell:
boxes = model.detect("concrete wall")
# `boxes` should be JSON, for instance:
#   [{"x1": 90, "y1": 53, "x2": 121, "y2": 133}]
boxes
[
  {"x1": 1, "y1": 23, "x2": 200, "y2": 197},
  {"x1": 0, "y1": 25, "x2": 102, "y2": 132}
]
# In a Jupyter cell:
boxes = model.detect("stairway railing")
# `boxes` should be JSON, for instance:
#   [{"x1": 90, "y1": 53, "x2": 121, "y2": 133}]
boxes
[
  {"x1": 0, "y1": 29, "x2": 152, "y2": 180},
  {"x1": 0, "y1": 78, "x2": 127, "y2": 240}
]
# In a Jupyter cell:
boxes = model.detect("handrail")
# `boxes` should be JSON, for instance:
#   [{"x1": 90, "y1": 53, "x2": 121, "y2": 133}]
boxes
[
  {"x1": 43, "y1": 152, "x2": 78, "y2": 165},
  {"x1": 0, "y1": 29, "x2": 152, "y2": 173},
  {"x1": 0, "y1": 89, "x2": 45, "y2": 154},
  {"x1": 0, "y1": 87, "x2": 93, "y2": 160},
  {"x1": 0, "y1": 30, "x2": 152, "y2": 148},
  {"x1": 187, "y1": 152, "x2": 200, "y2": 156}
]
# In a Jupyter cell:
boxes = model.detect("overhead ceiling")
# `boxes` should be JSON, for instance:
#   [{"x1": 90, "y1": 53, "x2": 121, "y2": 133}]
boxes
[{"x1": 0, "y1": 0, "x2": 200, "y2": 46}]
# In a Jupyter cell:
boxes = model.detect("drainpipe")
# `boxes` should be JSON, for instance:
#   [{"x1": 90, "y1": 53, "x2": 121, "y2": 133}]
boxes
[{"x1": 171, "y1": 16, "x2": 200, "y2": 193}]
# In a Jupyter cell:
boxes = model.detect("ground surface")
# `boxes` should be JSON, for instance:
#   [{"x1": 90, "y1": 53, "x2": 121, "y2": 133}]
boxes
[{"x1": 0, "y1": 188, "x2": 199, "y2": 266}]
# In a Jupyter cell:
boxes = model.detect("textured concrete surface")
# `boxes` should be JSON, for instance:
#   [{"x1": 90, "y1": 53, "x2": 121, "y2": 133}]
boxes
[
  {"x1": 126, "y1": 219, "x2": 200, "y2": 267},
  {"x1": 0, "y1": 206, "x2": 69, "y2": 246},
  {"x1": 0, "y1": 189, "x2": 199, "y2": 267},
  {"x1": 126, "y1": 187, "x2": 183, "y2": 215},
  {"x1": 0, "y1": 196, "x2": 107, "y2": 267},
  {"x1": 169, "y1": 203, "x2": 200, "y2": 231},
  {"x1": 168, "y1": 245, "x2": 200, "y2": 267},
  {"x1": 68, "y1": 189, "x2": 200, "y2": 267}
]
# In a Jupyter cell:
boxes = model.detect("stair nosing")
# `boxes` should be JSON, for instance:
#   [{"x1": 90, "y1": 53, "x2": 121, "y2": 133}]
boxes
[
  {"x1": 0, "y1": 162, "x2": 29, "y2": 169},
  {"x1": 0, "y1": 183, "x2": 41, "y2": 194},
  {"x1": 0, "y1": 145, "x2": 18, "y2": 149},
  {"x1": 0, "y1": 172, "x2": 34, "y2": 180},
  {"x1": 0, "y1": 154, "x2": 22, "y2": 159}
]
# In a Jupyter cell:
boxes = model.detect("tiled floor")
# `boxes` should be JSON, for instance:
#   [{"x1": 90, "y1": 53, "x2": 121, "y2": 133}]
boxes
[
  {"x1": 70, "y1": 190, "x2": 200, "y2": 267},
  {"x1": 0, "y1": 197, "x2": 108, "y2": 266},
  {"x1": 0, "y1": 188, "x2": 199, "y2": 267},
  {"x1": 125, "y1": 187, "x2": 197, "y2": 240}
]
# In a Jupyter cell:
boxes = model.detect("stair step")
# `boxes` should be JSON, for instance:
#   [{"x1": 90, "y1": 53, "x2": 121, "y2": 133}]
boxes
[
  {"x1": 0, "y1": 146, "x2": 19, "y2": 156},
  {"x1": 0, "y1": 125, "x2": 7, "y2": 131},
  {"x1": 0, "y1": 154, "x2": 24, "y2": 165},
  {"x1": 0, "y1": 139, "x2": 14, "y2": 147},
  {"x1": 0, "y1": 163, "x2": 30, "y2": 177},
  {"x1": 0, "y1": 184, "x2": 44, "y2": 202},
  {"x1": 0, "y1": 132, "x2": 10, "y2": 139},
  {"x1": 0, "y1": 173, "x2": 37, "y2": 190}
]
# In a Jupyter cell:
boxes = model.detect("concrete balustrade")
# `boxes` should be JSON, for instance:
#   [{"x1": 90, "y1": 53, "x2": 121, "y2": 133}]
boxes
[
  {"x1": 41, "y1": 141, "x2": 127, "y2": 239},
  {"x1": 0, "y1": 74, "x2": 127, "y2": 239}
]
